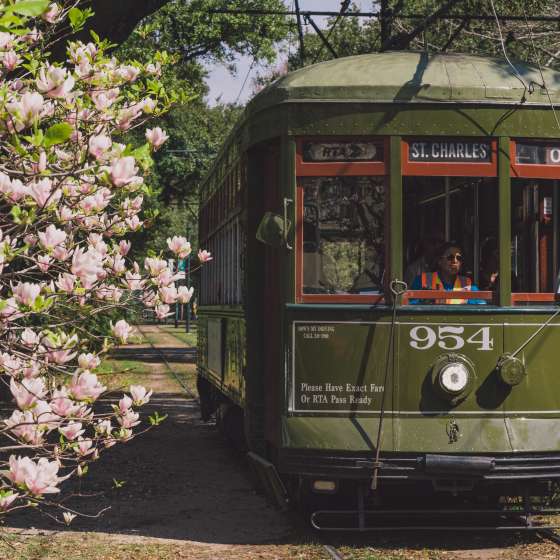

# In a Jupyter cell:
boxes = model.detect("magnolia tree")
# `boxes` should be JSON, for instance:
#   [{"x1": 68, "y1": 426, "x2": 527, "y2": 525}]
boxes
[{"x1": 0, "y1": 1, "x2": 211, "y2": 523}]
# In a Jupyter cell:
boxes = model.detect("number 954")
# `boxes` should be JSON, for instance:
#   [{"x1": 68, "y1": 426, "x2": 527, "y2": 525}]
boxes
[{"x1": 409, "y1": 325, "x2": 494, "y2": 351}]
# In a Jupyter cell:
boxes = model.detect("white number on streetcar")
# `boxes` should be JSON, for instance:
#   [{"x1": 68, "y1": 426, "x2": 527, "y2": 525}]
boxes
[{"x1": 409, "y1": 326, "x2": 493, "y2": 351}]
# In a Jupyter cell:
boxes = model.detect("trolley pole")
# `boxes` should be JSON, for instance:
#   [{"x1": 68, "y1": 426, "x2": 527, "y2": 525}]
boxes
[{"x1": 174, "y1": 256, "x2": 179, "y2": 328}]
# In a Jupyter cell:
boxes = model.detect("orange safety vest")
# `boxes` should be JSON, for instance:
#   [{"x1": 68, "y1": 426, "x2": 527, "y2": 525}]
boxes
[{"x1": 420, "y1": 272, "x2": 472, "y2": 304}]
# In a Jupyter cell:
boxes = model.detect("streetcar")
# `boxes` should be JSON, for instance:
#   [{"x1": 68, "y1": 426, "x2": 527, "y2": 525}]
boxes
[{"x1": 197, "y1": 51, "x2": 560, "y2": 529}]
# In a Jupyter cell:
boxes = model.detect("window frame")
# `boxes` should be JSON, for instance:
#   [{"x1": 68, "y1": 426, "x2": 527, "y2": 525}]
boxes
[
  {"x1": 295, "y1": 136, "x2": 389, "y2": 304},
  {"x1": 510, "y1": 141, "x2": 560, "y2": 304}
]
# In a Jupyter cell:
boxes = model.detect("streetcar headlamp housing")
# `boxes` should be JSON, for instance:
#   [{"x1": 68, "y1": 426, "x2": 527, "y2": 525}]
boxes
[
  {"x1": 439, "y1": 363, "x2": 470, "y2": 394},
  {"x1": 431, "y1": 354, "x2": 476, "y2": 405}
]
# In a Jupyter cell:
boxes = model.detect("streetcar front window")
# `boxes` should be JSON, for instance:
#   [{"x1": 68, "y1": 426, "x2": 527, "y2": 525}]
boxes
[
  {"x1": 302, "y1": 176, "x2": 385, "y2": 295},
  {"x1": 511, "y1": 178, "x2": 558, "y2": 303},
  {"x1": 403, "y1": 176, "x2": 498, "y2": 303}
]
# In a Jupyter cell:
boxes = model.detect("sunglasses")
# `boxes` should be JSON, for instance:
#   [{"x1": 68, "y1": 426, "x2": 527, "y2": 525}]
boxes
[{"x1": 444, "y1": 253, "x2": 463, "y2": 262}]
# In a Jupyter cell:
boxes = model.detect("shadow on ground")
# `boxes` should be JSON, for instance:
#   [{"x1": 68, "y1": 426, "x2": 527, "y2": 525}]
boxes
[{"x1": 110, "y1": 347, "x2": 197, "y2": 363}]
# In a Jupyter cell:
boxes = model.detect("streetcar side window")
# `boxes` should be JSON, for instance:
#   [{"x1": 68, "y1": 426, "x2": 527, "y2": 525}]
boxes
[
  {"x1": 511, "y1": 179, "x2": 558, "y2": 302},
  {"x1": 302, "y1": 176, "x2": 385, "y2": 295}
]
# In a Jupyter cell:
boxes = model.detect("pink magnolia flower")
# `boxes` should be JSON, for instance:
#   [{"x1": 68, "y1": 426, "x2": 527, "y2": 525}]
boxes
[
  {"x1": 47, "y1": 348, "x2": 77, "y2": 365},
  {"x1": 167, "y1": 236, "x2": 191, "y2": 258},
  {"x1": 91, "y1": 88, "x2": 119, "y2": 111},
  {"x1": 118, "y1": 394, "x2": 132, "y2": 414},
  {"x1": 118, "y1": 240, "x2": 131, "y2": 256},
  {"x1": 145, "y1": 127, "x2": 169, "y2": 150},
  {"x1": 78, "y1": 353, "x2": 100, "y2": 370},
  {"x1": 144, "y1": 257, "x2": 168, "y2": 276},
  {"x1": 177, "y1": 286, "x2": 194, "y2": 304},
  {"x1": 8, "y1": 456, "x2": 35, "y2": 486},
  {"x1": 29, "y1": 178, "x2": 60, "y2": 207},
  {"x1": 42, "y1": 3, "x2": 61, "y2": 23},
  {"x1": 69, "y1": 371, "x2": 106, "y2": 401},
  {"x1": 110, "y1": 156, "x2": 138, "y2": 187},
  {"x1": 75, "y1": 437, "x2": 95, "y2": 456},
  {"x1": 37, "y1": 254, "x2": 51, "y2": 272},
  {"x1": 21, "y1": 92, "x2": 44, "y2": 125},
  {"x1": 53, "y1": 245, "x2": 70, "y2": 261},
  {"x1": 38, "y1": 224, "x2": 66, "y2": 250},
  {"x1": 159, "y1": 285, "x2": 178, "y2": 304},
  {"x1": 125, "y1": 215, "x2": 142, "y2": 231},
  {"x1": 0, "y1": 32, "x2": 14, "y2": 49},
  {"x1": 118, "y1": 65, "x2": 140, "y2": 82},
  {"x1": 130, "y1": 385, "x2": 152, "y2": 406},
  {"x1": 3, "y1": 50, "x2": 20, "y2": 71},
  {"x1": 50, "y1": 388, "x2": 80, "y2": 417},
  {"x1": 0, "y1": 492, "x2": 18, "y2": 511},
  {"x1": 71, "y1": 247, "x2": 104, "y2": 288},
  {"x1": 124, "y1": 269, "x2": 144, "y2": 290},
  {"x1": 13, "y1": 281, "x2": 41, "y2": 306},
  {"x1": 96, "y1": 419, "x2": 112, "y2": 437},
  {"x1": 23, "y1": 458, "x2": 61, "y2": 495},
  {"x1": 118, "y1": 409, "x2": 140, "y2": 429},
  {"x1": 56, "y1": 273, "x2": 76, "y2": 293},
  {"x1": 155, "y1": 304, "x2": 171, "y2": 320},
  {"x1": 10, "y1": 377, "x2": 46, "y2": 410},
  {"x1": 21, "y1": 328, "x2": 39, "y2": 347},
  {"x1": 88, "y1": 134, "x2": 112, "y2": 160},
  {"x1": 5, "y1": 410, "x2": 44, "y2": 444},
  {"x1": 111, "y1": 319, "x2": 133, "y2": 343},
  {"x1": 0, "y1": 353, "x2": 22, "y2": 377},
  {"x1": 0, "y1": 298, "x2": 22, "y2": 322},
  {"x1": 198, "y1": 249, "x2": 213, "y2": 263},
  {"x1": 59, "y1": 422, "x2": 84, "y2": 441},
  {"x1": 36, "y1": 65, "x2": 74, "y2": 98}
]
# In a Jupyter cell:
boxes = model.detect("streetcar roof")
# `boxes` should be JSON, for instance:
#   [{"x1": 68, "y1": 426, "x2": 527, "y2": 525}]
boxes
[{"x1": 248, "y1": 51, "x2": 560, "y2": 111}]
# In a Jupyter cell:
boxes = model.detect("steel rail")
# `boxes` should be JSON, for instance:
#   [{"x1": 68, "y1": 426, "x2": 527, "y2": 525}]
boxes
[
  {"x1": 207, "y1": 9, "x2": 560, "y2": 23},
  {"x1": 323, "y1": 544, "x2": 344, "y2": 560}
]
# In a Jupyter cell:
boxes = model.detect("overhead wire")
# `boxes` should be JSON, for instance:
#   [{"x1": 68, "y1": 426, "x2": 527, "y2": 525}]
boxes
[
  {"x1": 312, "y1": 0, "x2": 350, "y2": 64},
  {"x1": 488, "y1": 0, "x2": 527, "y2": 102},
  {"x1": 522, "y1": 10, "x2": 560, "y2": 131}
]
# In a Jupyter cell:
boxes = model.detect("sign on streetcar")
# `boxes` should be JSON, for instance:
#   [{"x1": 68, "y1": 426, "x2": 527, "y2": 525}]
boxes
[
  {"x1": 515, "y1": 141, "x2": 560, "y2": 165},
  {"x1": 408, "y1": 140, "x2": 492, "y2": 163}
]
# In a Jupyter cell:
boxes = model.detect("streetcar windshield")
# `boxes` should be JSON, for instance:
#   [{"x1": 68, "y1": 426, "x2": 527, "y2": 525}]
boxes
[
  {"x1": 403, "y1": 176, "x2": 498, "y2": 302},
  {"x1": 302, "y1": 176, "x2": 385, "y2": 295}
]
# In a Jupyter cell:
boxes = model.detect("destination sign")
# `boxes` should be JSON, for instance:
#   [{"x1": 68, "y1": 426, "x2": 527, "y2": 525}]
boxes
[
  {"x1": 303, "y1": 142, "x2": 383, "y2": 162},
  {"x1": 515, "y1": 142, "x2": 560, "y2": 165},
  {"x1": 408, "y1": 140, "x2": 492, "y2": 163}
]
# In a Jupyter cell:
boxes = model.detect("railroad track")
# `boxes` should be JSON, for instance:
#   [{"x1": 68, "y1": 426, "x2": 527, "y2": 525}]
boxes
[{"x1": 134, "y1": 324, "x2": 198, "y2": 400}]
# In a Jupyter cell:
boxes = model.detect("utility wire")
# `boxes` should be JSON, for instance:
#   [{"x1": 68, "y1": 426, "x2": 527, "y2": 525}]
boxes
[
  {"x1": 206, "y1": 9, "x2": 560, "y2": 24},
  {"x1": 522, "y1": 11, "x2": 560, "y2": 131},
  {"x1": 312, "y1": 0, "x2": 350, "y2": 64},
  {"x1": 234, "y1": 58, "x2": 256, "y2": 105},
  {"x1": 489, "y1": 0, "x2": 527, "y2": 102}
]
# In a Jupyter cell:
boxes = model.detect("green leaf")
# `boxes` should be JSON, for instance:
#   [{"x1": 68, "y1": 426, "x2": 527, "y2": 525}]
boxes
[
  {"x1": 8, "y1": 0, "x2": 50, "y2": 17},
  {"x1": 68, "y1": 7, "x2": 93, "y2": 32},
  {"x1": 132, "y1": 143, "x2": 153, "y2": 171},
  {"x1": 44, "y1": 123, "x2": 73, "y2": 147}
]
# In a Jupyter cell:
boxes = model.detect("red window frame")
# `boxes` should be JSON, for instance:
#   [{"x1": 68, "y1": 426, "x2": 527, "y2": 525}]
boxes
[
  {"x1": 295, "y1": 136, "x2": 388, "y2": 304},
  {"x1": 402, "y1": 137, "x2": 498, "y2": 177},
  {"x1": 510, "y1": 138, "x2": 560, "y2": 304},
  {"x1": 401, "y1": 136, "x2": 498, "y2": 304}
]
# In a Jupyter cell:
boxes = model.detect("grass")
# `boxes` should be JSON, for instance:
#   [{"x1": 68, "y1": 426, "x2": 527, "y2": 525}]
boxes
[
  {"x1": 0, "y1": 533, "x2": 328, "y2": 560},
  {"x1": 96, "y1": 358, "x2": 153, "y2": 392},
  {"x1": 157, "y1": 323, "x2": 197, "y2": 346}
]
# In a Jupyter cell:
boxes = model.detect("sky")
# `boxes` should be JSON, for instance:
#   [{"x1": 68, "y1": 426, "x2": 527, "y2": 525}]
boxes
[{"x1": 205, "y1": 0, "x2": 369, "y2": 106}]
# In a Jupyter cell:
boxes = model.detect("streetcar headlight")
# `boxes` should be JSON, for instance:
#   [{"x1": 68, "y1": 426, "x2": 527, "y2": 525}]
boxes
[
  {"x1": 430, "y1": 354, "x2": 476, "y2": 405},
  {"x1": 439, "y1": 363, "x2": 470, "y2": 394}
]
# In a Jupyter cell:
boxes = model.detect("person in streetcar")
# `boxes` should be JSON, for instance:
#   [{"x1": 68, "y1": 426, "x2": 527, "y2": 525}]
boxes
[{"x1": 410, "y1": 242, "x2": 486, "y2": 304}]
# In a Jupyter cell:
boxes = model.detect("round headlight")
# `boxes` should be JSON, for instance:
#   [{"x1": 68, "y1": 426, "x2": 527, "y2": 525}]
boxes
[{"x1": 439, "y1": 363, "x2": 470, "y2": 394}]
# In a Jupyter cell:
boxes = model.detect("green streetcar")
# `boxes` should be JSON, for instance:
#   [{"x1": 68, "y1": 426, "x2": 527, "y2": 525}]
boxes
[{"x1": 197, "y1": 51, "x2": 560, "y2": 529}]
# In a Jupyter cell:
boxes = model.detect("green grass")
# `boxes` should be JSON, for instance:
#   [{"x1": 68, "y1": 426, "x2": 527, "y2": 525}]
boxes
[
  {"x1": 158, "y1": 324, "x2": 197, "y2": 346},
  {"x1": 96, "y1": 358, "x2": 152, "y2": 391}
]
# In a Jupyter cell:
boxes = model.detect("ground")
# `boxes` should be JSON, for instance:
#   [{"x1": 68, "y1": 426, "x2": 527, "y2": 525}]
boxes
[{"x1": 2, "y1": 324, "x2": 560, "y2": 560}]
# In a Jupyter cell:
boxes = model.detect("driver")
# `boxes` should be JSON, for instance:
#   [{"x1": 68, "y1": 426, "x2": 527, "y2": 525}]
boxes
[{"x1": 410, "y1": 242, "x2": 485, "y2": 304}]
